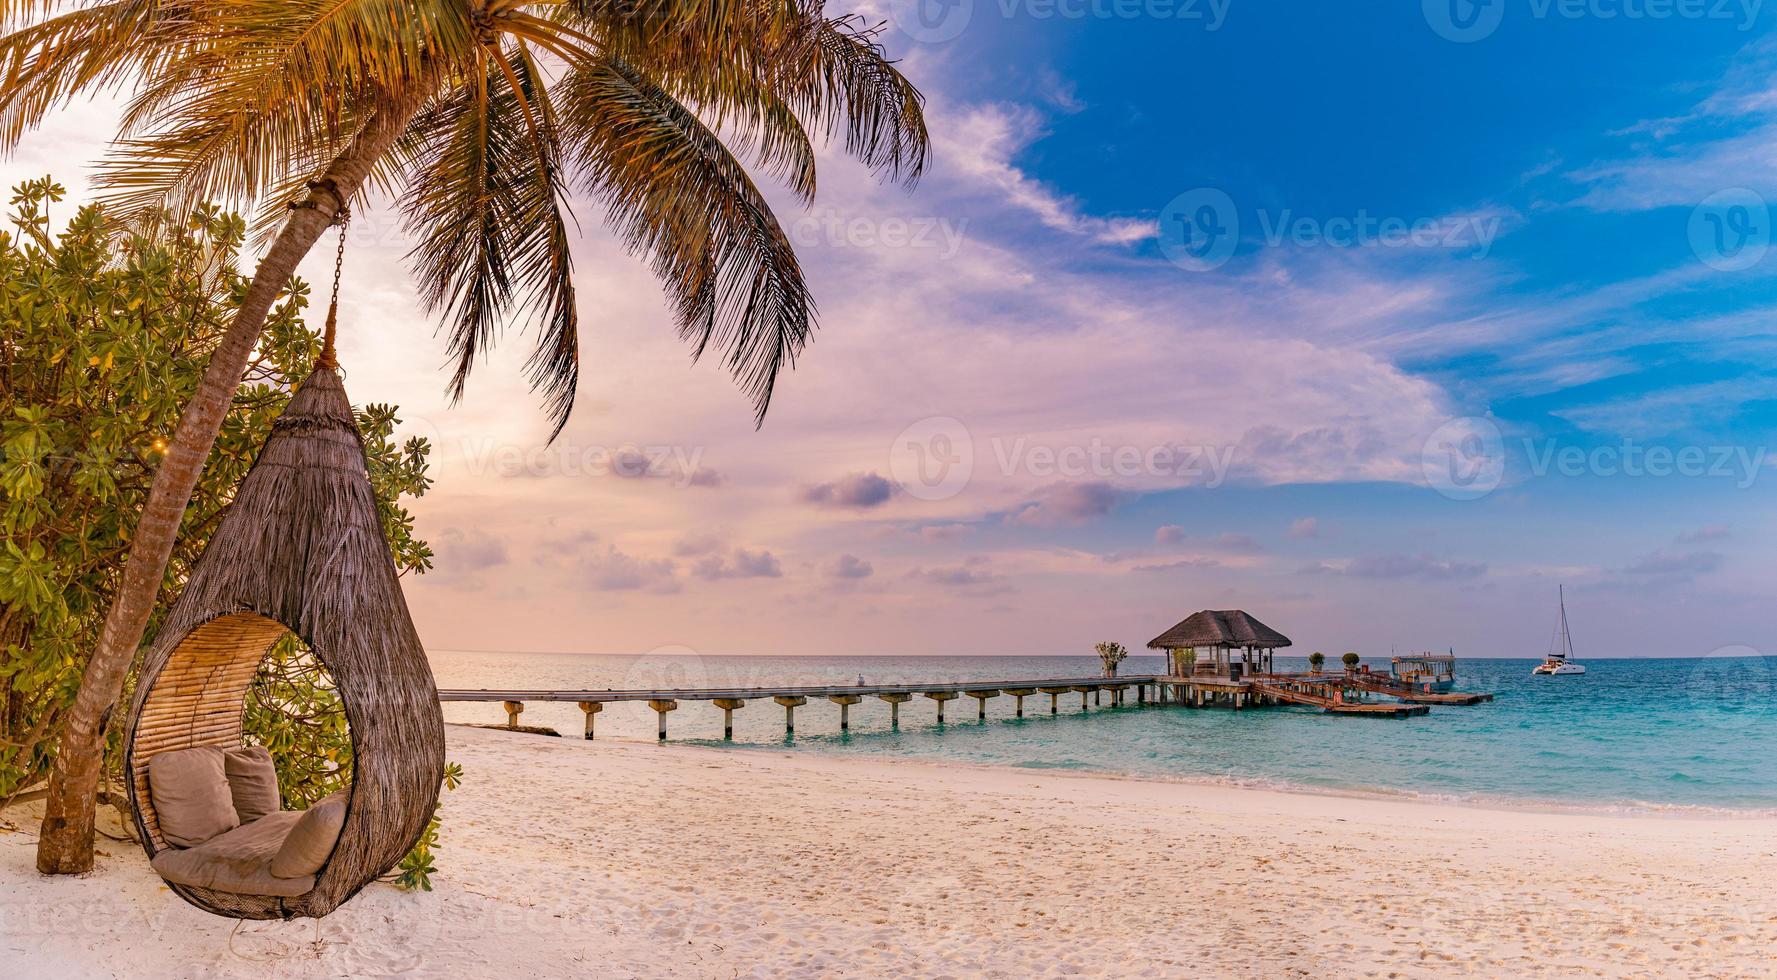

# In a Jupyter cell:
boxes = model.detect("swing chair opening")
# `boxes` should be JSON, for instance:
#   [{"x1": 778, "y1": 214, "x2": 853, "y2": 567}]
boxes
[{"x1": 127, "y1": 614, "x2": 358, "y2": 916}]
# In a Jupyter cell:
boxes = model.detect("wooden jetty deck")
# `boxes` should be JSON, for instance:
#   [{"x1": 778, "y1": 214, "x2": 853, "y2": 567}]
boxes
[
  {"x1": 1346, "y1": 676, "x2": 1495, "y2": 705},
  {"x1": 440, "y1": 668, "x2": 1490, "y2": 739},
  {"x1": 439, "y1": 676, "x2": 1159, "y2": 740},
  {"x1": 1248, "y1": 679, "x2": 1429, "y2": 717}
]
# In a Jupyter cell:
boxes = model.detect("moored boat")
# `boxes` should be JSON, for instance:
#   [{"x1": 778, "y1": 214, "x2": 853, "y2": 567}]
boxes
[{"x1": 1532, "y1": 585, "x2": 1586, "y2": 676}]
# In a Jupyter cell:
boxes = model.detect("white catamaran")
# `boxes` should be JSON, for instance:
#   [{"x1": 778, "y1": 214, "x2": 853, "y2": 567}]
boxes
[{"x1": 1532, "y1": 585, "x2": 1586, "y2": 676}]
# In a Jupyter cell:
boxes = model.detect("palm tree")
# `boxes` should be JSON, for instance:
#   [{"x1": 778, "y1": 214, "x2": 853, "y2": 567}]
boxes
[{"x1": 3, "y1": 0, "x2": 929, "y2": 873}]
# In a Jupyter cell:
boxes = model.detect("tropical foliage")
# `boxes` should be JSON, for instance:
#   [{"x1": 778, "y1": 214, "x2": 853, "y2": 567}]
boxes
[
  {"x1": 3, "y1": 0, "x2": 930, "y2": 871},
  {"x1": 1342, "y1": 652, "x2": 1361, "y2": 670},
  {"x1": 1309, "y1": 651, "x2": 1325, "y2": 672},
  {"x1": 0, "y1": 0, "x2": 929, "y2": 431},
  {"x1": 0, "y1": 181, "x2": 435, "y2": 837}
]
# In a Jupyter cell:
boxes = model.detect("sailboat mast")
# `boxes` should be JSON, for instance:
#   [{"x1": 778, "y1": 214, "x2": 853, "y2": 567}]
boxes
[{"x1": 1559, "y1": 585, "x2": 1573, "y2": 659}]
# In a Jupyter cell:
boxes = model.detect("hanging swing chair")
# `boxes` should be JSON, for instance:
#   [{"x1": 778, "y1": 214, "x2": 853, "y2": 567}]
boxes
[{"x1": 123, "y1": 340, "x2": 445, "y2": 919}]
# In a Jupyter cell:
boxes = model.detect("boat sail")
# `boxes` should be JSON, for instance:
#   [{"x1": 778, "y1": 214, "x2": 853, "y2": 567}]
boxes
[{"x1": 1532, "y1": 585, "x2": 1586, "y2": 675}]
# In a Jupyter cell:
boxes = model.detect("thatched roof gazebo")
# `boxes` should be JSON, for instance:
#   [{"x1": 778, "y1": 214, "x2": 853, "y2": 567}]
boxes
[{"x1": 1147, "y1": 609, "x2": 1292, "y2": 680}]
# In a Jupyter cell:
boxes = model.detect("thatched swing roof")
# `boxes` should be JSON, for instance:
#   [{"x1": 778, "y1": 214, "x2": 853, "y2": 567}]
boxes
[
  {"x1": 125, "y1": 366, "x2": 444, "y2": 920},
  {"x1": 1147, "y1": 609, "x2": 1292, "y2": 650}
]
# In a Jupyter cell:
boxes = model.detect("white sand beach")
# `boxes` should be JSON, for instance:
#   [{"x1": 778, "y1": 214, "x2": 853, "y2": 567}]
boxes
[{"x1": 5, "y1": 724, "x2": 1775, "y2": 979}]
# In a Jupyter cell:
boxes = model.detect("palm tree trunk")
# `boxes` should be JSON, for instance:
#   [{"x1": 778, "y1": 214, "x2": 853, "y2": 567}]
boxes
[{"x1": 36, "y1": 94, "x2": 426, "y2": 874}]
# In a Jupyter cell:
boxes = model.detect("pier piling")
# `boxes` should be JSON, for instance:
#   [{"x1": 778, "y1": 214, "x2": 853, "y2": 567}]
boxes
[
  {"x1": 1039, "y1": 686, "x2": 1070, "y2": 714},
  {"x1": 1004, "y1": 688, "x2": 1036, "y2": 717},
  {"x1": 875, "y1": 692, "x2": 912, "y2": 727},
  {"x1": 502, "y1": 700, "x2": 524, "y2": 730},
  {"x1": 773, "y1": 695, "x2": 808, "y2": 735},
  {"x1": 923, "y1": 690, "x2": 959, "y2": 723},
  {"x1": 828, "y1": 694, "x2": 863, "y2": 731},
  {"x1": 576, "y1": 701, "x2": 602, "y2": 740},
  {"x1": 713, "y1": 698, "x2": 747, "y2": 739},
  {"x1": 965, "y1": 690, "x2": 999, "y2": 721},
  {"x1": 647, "y1": 699, "x2": 678, "y2": 740}
]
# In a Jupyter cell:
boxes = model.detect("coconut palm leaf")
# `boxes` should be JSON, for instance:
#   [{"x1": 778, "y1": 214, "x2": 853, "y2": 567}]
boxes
[
  {"x1": 400, "y1": 43, "x2": 579, "y2": 435},
  {"x1": 557, "y1": 56, "x2": 811, "y2": 424},
  {"x1": 0, "y1": 0, "x2": 168, "y2": 149}
]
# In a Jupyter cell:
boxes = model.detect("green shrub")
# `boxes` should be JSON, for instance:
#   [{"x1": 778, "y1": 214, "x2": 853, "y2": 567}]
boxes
[{"x1": 0, "y1": 178, "x2": 452, "y2": 883}]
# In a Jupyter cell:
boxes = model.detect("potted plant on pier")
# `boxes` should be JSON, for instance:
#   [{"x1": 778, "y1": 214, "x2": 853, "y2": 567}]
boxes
[
  {"x1": 1096, "y1": 642, "x2": 1129, "y2": 678},
  {"x1": 1342, "y1": 652, "x2": 1361, "y2": 675},
  {"x1": 1309, "y1": 652, "x2": 1325, "y2": 674}
]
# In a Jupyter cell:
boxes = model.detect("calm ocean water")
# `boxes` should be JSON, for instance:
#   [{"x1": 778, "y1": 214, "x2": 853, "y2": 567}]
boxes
[{"x1": 429, "y1": 651, "x2": 1777, "y2": 814}]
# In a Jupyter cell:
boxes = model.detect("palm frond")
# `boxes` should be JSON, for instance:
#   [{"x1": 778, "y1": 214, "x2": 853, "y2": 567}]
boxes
[
  {"x1": 0, "y1": 0, "x2": 165, "y2": 151},
  {"x1": 788, "y1": 14, "x2": 929, "y2": 187},
  {"x1": 557, "y1": 56, "x2": 811, "y2": 425},
  {"x1": 94, "y1": 0, "x2": 476, "y2": 214},
  {"x1": 400, "y1": 45, "x2": 579, "y2": 437}
]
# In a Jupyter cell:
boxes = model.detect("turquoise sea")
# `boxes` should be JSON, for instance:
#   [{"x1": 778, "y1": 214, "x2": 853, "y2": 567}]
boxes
[{"x1": 429, "y1": 651, "x2": 1777, "y2": 814}]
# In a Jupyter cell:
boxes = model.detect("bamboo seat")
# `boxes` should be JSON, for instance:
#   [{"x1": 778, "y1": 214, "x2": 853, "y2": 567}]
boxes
[{"x1": 124, "y1": 367, "x2": 445, "y2": 919}]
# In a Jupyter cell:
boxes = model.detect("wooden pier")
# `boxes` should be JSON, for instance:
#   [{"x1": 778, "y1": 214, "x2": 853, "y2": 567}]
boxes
[
  {"x1": 440, "y1": 664, "x2": 1497, "y2": 739},
  {"x1": 439, "y1": 676, "x2": 1162, "y2": 741},
  {"x1": 1346, "y1": 675, "x2": 1495, "y2": 705}
]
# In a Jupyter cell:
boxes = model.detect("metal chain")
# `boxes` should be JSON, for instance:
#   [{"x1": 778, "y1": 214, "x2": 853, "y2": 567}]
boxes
[{"x1": 317, "y1": 206, "x2": 350, "y2": 369}]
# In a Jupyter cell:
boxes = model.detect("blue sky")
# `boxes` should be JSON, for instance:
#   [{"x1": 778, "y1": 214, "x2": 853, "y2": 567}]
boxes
[{"x1": 9, "y1": 2, "x2": 1774, "y2": 659}]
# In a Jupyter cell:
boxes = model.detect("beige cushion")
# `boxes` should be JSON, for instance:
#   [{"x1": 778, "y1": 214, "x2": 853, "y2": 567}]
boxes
[
  {"x1": 147, "y1": 747, "x2": 239, "y2": 848},
  {"x1": 270, "y1": 790, "x2": 347, "y2": 878},
  {"x1": 223, "y1": 745, "x2": 281, "y2": 823},
  {"x1": 151, "y1": 810, "x2": 313, "y2": 898}
]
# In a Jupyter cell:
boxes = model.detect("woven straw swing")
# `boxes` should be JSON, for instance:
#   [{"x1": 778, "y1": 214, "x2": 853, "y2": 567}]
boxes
[{"x1": 124, "y1": 310, "x2": 445, "y2": 918}]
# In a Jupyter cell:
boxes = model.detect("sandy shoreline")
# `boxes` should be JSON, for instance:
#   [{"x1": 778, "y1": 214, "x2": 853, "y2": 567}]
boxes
[{"x1": 6, "y1": 723, "x2": 1776, "y2": 978}]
